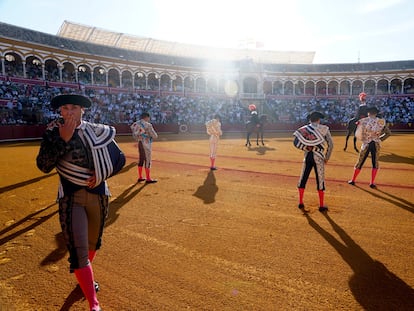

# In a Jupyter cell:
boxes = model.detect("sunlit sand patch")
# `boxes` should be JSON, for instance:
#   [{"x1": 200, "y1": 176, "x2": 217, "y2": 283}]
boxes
[
  {"x1": 24, "y1": 229, "x2": 35, "y2": 237},
  {"x1": 10, "y1": 273, "x2": 25, "y2": 280},
  {"x1": 5, "y1": 219, "x2": 15, "y2": 226},
  {"x1": 0, "y1": 257, "x2": 12, "y2": 264},
  {"x1": 45, "y1": 264, "x2": 59, "y2": 273}
]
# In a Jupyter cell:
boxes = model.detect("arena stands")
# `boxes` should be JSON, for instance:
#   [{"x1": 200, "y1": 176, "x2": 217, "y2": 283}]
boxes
[
  {"x1": 1, "y1": 78, "x2": 413, "y2": 134},
  {"x1": 0, "y1": 21, "x2": 413, "y2": 140}
]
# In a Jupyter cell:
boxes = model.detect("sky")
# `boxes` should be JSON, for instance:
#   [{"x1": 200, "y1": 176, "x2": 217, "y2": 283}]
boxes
[{"x1": 1, "y1": 0, "x2": 413, "y2": 64}]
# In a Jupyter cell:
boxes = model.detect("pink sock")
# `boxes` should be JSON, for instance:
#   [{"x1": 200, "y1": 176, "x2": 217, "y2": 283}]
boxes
[
  {"x1": 371, "y1": 168, "x2": 378, "y2": 184},
  {"x1": 318, "y1": 190, "x2": 325, "y2": 207},
  {"x1": 74, "y1": 265, "x2": 99, "y2": 310},
  {"x1": 138, "y1": 166, "x2": 143, "y2": 179},
  {"x1": 88, "y1": 250, "x2": 96, "y2": 263},
  {"x1": 298, "y1": 188, "x2": 305, "y2": 204},
  {"x1": 145, "y1": 168, "x2": 151, "y2": 180},
  {"x1": 210, "y1": 157, "x2": 215, "y2": 168},
  {"x1": 351, "y1": 168, "x2": 361, "y2": 182}
]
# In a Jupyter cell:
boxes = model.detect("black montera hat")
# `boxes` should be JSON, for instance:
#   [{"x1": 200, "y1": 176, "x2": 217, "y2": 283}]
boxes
[
  {"x1": 307, "y1": 111, "x2": 325, "y2": 121},
  {"x1": 50, "y1": 94, "x2": 92, "y2": 109},
  {"x1": 367, "y1": 106, "x2": 379, "y2": 114}
]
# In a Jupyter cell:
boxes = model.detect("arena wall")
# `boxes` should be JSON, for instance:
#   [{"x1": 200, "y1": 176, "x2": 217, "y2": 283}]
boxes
[{"x1": 1, "y1": 123, "x2": 412, "y2": 142}]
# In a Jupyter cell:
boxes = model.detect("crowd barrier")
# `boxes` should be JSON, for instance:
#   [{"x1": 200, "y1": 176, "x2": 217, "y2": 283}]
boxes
[{"x1": 1, "y1": 123, "x2": 412, "y2": 142}]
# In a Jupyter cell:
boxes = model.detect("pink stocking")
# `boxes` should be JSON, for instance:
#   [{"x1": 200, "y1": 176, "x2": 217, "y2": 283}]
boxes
[
  {"x1": 318, "y1": 190, "x2": 325, "y2": 207},
  {"x1": 351, "y1": 168, "x2": 361, "y2": 182},
  {"x1": 88, "y1": 250, "x2": 96, "y2": 263},
  {"x1": 74, "y1": 265, "x2": 99, "y2": 310},
  {"x1": 210, "y1": 157, "x2": 215, "y2": 168},
  {"x1": 298, "y1": 188, "x2": 305, "y2": 204},
  {"x1": 145, "y1": 168, "x2": 151, "y2": 180},
  {"x1": 371, "y1": 168, "x2": 378, "y2": 185}
]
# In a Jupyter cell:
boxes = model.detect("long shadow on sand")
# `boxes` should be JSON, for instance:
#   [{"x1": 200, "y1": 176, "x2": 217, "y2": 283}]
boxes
[
  {"x1": 59, "y1": 285, "x2": 84, "y2": 311},
  {"x1": 379, "y1": 153, "x2": 414, "y2": 165},
  {"x1": 193, "y1": 170, "x2": 218, "y2": 204},
  {"x1": 0, "y1": 172, "x2": 57, "y2": 194},
  {"x1": 246, "y1": 145, "x2": 276, "y2": 155},
  {"x1": 354, "y1": 185, "x2": 414, "y2": 214},
  {"x1": 0, "y1": 203, "x2": 57, "y2": 245},
  {"x1": 40, "y1": 232, "x2": 67, "y2": 266},
  {"x1": 305, "y1": 213, "x2": 414, "y2": 310},
  {"x1": 116, "y1": 161, "x2": 137, "y2": 175},
  {"x1": 105, "y1": 182, "x2": 147, "y2": 227}
]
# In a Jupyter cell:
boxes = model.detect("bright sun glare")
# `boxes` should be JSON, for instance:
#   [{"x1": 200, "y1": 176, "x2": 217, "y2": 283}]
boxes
[{"x1": 152, "y1": 0, "x2": 315, "y2": 51}]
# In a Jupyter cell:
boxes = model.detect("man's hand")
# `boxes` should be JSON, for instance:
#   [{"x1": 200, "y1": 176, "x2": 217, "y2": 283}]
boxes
[
  {"x1": 59, "y1": 116, "x2": 77, "y2": 142},
  {"x1": 86, "y1": 172, "x2": 96, "y2": 188}
]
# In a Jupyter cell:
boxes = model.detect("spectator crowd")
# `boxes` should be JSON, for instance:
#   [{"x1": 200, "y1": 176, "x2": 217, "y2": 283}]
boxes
[{"x1": 1, "y1": 80, "x2": 414, "y2": 127}]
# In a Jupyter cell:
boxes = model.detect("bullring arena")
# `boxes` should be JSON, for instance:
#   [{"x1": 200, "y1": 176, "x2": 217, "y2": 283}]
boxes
[
  {"x1": 1, "y1": 131, "x2": 414, "y2": 310},
  {"x1": 1, "y1": 20, "x2": 414, "y2": 310}
]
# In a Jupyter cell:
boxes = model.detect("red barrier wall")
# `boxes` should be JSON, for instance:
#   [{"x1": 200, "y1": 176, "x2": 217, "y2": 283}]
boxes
[
  {"x1": 0, "y1": 125, "x2": 47, "y2": 140},
  {"x1": 0, "y1": 123, "x2": 412, "y2": 141}
]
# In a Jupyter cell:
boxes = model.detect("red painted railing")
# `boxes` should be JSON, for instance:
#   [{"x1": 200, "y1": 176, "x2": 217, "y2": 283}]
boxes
[{"x1": 1, "y1": 123, "x2": 412, "y2": 141}]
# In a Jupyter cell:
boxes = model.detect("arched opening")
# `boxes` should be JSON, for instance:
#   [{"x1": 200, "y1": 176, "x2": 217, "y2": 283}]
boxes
[
  {"x1": 243, "y1": 77, "x2": 258, "y2": 93},
  {"x1": 134, "y1": 72, "x2": 146, "y2": 89},
  {"x1": 327, "y1": 81, "x2": 338, "y2": 95},
  {"x1": 390, "y1": 78, "x2": 402, "y2": 94},
  {"x1": 62, "y1": 61, "x2": 76, "y2": 83},
  {"x1": 78, "y1": 64, "x2": 91, "y2": 84},
  {"x1": 305, "y1": 81, "x2": 315, "y2": 96},
  {"x1": 121, "y1": 70, "x2": 133, "y2": 88},
  {"x1": 295, "y1": 81, "x2": 305, "y2": 96},
  {"x1": 108, "y1": 68, "x2": 120, "y2": 87},
  {"x1": 26, "y1": 56, "x2": 42, "y2": 79},
  {"x1": 45, "y1": 59, "x2": 59, "y2": 81},
  {"x1": 351, "y1": 80, "x2": 363, "y2": 95},
  {"x1": 5, "y1": 52, "x2": 23, "y2": 77},
  {"x1": 340, "y1": 80, "x2": 351, "y2": 95},
  {"x1": 93, "y1": 67, "x2": 106, "y2": 85}
]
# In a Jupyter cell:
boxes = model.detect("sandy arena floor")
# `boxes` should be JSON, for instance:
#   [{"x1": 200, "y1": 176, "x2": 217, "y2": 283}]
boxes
[{"x1": 1, "y1": 131, "x2": 414, "y2": 310}]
